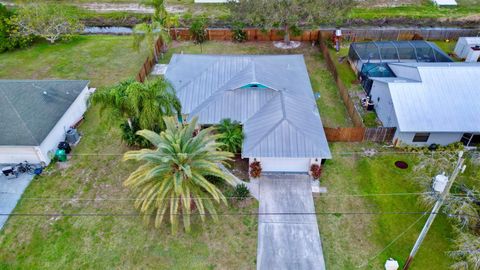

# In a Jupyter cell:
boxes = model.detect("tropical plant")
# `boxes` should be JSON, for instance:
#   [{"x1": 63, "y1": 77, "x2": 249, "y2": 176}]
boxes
[
  {"x1": 232, "y1": 184, "x2": 250, "y2": 201},
  {"x1": 189, "y1": 16, "x2": 207, "y2": 44},
  {"x1": 16, "y1": 3, "x2": 83, "y2": 43},
  {"x1": 310, "y1": 163, "x2": 322, "y2": 179},
  {"x1": 249, "y1": 160, "x2": 262, "y2": 178},
  {"x1": 216, "y1": 118, "x2": 244, "y2": 154},
  {"x1": 133, "y1": 0, "x2": 179, "y2": 60},
  {"x1": 232, "y1": 22, "x2": 247, "y2": 42},
  {"x1": 228, "y1": 0, "x2": 354, "y2": 43},
  {"x1": 91, "y1": 78, "x2": 181, "y2": 146},
  {"x1": 0, "y1": 4, "x2": 32, "y2": 53},
  {"x1": 123, "y1": 116, "x2": 235, "y2": 232}
]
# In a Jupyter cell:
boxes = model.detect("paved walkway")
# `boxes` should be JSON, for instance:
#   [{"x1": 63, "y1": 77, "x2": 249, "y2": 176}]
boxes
[
  {"x1": 256, "y1": 174, "x2": 326, "y2": 270},
  {"x1": 0, "y1": 170, "x2": 34, "y2": 230}
]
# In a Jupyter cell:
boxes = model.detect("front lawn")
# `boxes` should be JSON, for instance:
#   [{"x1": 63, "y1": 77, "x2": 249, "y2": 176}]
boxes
[
  {"x1": 159, "y1": 41, "x2": 353, "y2": 127},
  {"x1": 316, "y1": 143, "x2": 471, "y2": 269}
]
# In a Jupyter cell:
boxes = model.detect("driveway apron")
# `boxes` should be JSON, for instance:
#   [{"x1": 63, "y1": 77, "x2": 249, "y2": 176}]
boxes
[{"x1": 256, "y1": 174, "x2": 326, "y2": 270}]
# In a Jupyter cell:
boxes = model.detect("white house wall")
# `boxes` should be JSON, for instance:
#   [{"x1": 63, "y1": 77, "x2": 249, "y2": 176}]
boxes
[
  {"x1": 0, "y1": 146, "x2": 42, "y2": 164},
  {"x1": 39, "y1": 86, "x2": 91, "y2": 164},
  {"x1": 395, "y1": 132, "x2": 463, "y2": 146},
  {"x1": 250, "y1": 157, "x2": 312, "y2": 173},
  {"x1": 370, "y1": 81, "x2": 398, "y2": 127}
]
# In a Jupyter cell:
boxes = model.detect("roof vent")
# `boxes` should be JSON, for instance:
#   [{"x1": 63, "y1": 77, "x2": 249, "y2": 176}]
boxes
[{"x1": 43, "y1": 91, "x2": 47, "y2": 95}]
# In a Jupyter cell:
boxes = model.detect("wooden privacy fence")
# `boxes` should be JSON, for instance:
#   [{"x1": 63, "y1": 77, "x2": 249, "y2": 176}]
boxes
[
  {"x1": 169, "y1": 27, "x2": 479, "y2": 43},
  {"x1": 318, "y1": 33, "x2": 364, "y2": 127},
  {"x1": 324, "y1": 127, "x2": 396, "y2": 143},
  {"x1": 136, "y1": 38, "x2": 164, "y2": 83},
  {"x1": 170, "y1": 28, "x2": 320, "y2": 42}
]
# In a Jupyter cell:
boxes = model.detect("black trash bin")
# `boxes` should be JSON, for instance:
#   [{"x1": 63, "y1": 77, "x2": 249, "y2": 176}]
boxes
[{"x1": 58, "y1": 141, "x2": 71, "y2": 154}]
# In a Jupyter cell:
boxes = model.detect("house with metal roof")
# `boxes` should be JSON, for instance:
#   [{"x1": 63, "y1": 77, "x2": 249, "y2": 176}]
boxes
[
  {"x1": 369, "y1": 62, "x2": 480, "y2": 147},
  {"x1": 0, "y1": 80, "x2": 91, "y2": 164},
  {"x1": 165, "y1": 54, "x2": 331, "y2": 173}
]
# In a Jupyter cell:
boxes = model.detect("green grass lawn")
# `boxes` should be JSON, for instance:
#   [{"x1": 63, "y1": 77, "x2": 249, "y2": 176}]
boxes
[
  {"x1": 0, "y1": 35, "x2": 149, "y2": 87},
  {"x1": 316, "y1": 143, "x2": 471, "y2": 269},
  {"x1": 0, "y1": 36, "x2": 258, "y2": 269},
  {"x1": 350, "y1": 1, "x2": 480, "y2": 20},
  {"x1": 0, "y1": 106, "x2": 258, "y2": 269},
  {"x1": 159, "y1": 41, "x2": 353, "y2": 127}
]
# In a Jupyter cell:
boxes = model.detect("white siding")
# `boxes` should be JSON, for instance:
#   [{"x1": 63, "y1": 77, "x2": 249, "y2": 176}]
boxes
[
  {"x1": 38, "y1": 86, "x2": 91, "y2": 164},
  {"x1": 370, "y1": 81, "x2": 398, "y2": 127},
  {"x1": 396, "y1": 132, "x2": 463, "y2": 146},
  {"x1": 250, "y1": 157, "x2": 312, "y2": 173},
  {"x1": 0, "y1": 146, "x2": 42, "y2": 164}
]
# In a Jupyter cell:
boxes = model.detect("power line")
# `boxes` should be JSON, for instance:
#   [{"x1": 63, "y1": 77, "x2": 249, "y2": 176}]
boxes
[
  {"x1": 1, "y1": 211, "x2": 479, "y2": 220},
  {"x1": 356, "y1": 213, "x2": 427, "y2": 269},
  {"x1": 0, "y1": 191, "x2": 434, "y2": 200}
]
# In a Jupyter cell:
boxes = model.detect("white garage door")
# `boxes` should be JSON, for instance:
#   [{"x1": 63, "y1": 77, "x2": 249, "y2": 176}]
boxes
[{"x1": 252, "y1": 157, "x2": 311, "y2": 173}]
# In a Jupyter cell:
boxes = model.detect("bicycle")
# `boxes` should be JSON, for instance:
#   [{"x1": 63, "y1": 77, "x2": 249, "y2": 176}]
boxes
[{"x1": 15, "y1": 161, "x2": 36, "y2": 175}]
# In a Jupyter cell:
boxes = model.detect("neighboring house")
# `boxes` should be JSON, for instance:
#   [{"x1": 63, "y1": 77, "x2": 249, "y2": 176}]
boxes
[
  {"x1": 165, "y1": 54, "x2": 332, "y2": 173},
  {"x1": 369, "y1": 62, "x2": 480, "y2": 147},
  {"x1": 0, "y1": 80, "x2": 91, "y2": 164},
  {"x1": 348, "y1": 40, "x2": 452, "y2": 93}
]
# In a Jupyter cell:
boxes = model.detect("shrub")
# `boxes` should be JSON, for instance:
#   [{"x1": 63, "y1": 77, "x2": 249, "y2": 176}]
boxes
[
  {"x1": 0, "y1": 4, "x2": 33, "y2": 53},
  {"x1": 120, "y1": 119, "x2": 151, "y2": 148},
  {"x1": 189, "y1": 16, "x2": 207, "y2": 44},
  {"x1": 249, "y1": 160, "x2": 262, "y2": 178},
  {"x1": 232, "y1": 22, "x2": 247, "y2": 42},
  {"x1": 233, "y1": 184, "x2": 250, "y2": 201},
  {"x1": 310, "y1": 164, "x2": 322, "y2": 179},
  {"x1": 216, "y1": 118, "x2": 244, "y2": 153}
]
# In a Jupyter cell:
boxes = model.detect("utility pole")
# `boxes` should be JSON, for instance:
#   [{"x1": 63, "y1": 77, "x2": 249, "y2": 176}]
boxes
[{"x1": 403, "y1": 151, "x2": 466, "y2": 270}]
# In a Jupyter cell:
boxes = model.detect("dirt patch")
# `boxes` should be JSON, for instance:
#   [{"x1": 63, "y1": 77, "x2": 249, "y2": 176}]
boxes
[{"x1": 230, "y1": 155, "x2": 249, "y2": 181}]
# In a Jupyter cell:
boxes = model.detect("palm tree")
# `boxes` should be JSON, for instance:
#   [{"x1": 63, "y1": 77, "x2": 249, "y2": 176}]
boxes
[
  {"x1": 91, "y1": 78, "x2": 181, "y2": 132},
  {"x1": 133, "y1": 0, "x2": 178, "y2": 60},
  {"x1": 123, "y1": 116, "x2": 235, "y2": 233},
  {"x1": 216, "y1": 118, "x2": 244, "y2": 154}
]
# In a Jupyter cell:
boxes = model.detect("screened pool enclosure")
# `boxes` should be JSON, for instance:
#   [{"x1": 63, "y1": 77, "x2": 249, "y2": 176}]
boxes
[{"x1": 348, "y1": 41, "x2": 453, "y2": 93}]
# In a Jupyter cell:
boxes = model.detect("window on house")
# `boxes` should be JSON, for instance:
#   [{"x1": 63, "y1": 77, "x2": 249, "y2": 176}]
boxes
[{"x1": 413, "y1": 133, "x2": 430, "y2": 142}]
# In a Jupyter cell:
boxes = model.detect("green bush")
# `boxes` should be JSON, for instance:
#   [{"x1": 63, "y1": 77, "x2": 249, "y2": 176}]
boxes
[
  {"x1": 120, "y1": 118, "x2": 151, "y2": 148},
  {"x1": 232, "y1": 22, "x2": 247, "y2": 42},
  {"x1": 233, "y1": 184, "x2": 250, "y2": 201},
  {"x1": 216, "y1": 118, "x2": 244, "y2": 154},
  {"x1": 0, "y1": 4, "x2": 33, "y2": 53},
  {"x1": 189, "y1": 16, "x2": 207, "y2": 44}
]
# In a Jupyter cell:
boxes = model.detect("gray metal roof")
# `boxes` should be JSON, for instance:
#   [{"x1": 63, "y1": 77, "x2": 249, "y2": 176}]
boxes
[
  {"x1": 165, "y1": 54, "x2": 331, "y2": 158},
  {"x1": 0, "y1": 80, "x2": 89, "y2": 146},
  {"x1": 380, "y1": 62, "x2": 480, "y2": 132}
]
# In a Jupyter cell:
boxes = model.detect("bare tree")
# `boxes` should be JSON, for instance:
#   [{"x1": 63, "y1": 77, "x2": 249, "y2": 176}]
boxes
[{"x1": 16, "y1": 3, "x2": 83, "y2": 44}]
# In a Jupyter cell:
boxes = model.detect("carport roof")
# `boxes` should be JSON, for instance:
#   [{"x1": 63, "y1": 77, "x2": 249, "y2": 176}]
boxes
[
  {"x1": 0, "y1": 80, "x2": 89, "y2": 146},
  {"x1": 165, "y1": 54, "x2": 332, "y2": 159}
]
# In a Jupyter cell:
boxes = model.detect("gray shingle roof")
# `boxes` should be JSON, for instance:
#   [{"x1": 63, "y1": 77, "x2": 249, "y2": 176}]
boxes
[
  {"x1": 165, "y1": 54, "x2": 331, "y2": 159},
  {"x1": 0, "y1": 80, "x2": 89, "y2": 146}
]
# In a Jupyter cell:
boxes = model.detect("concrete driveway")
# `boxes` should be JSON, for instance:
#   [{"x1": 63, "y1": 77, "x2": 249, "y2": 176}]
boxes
[
  {"x1": 256, "y1": 174, "x2": 326, "y2": 270},
  {"x1": 0, "y1": 168, "x2": 34, "y2": 230}
]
